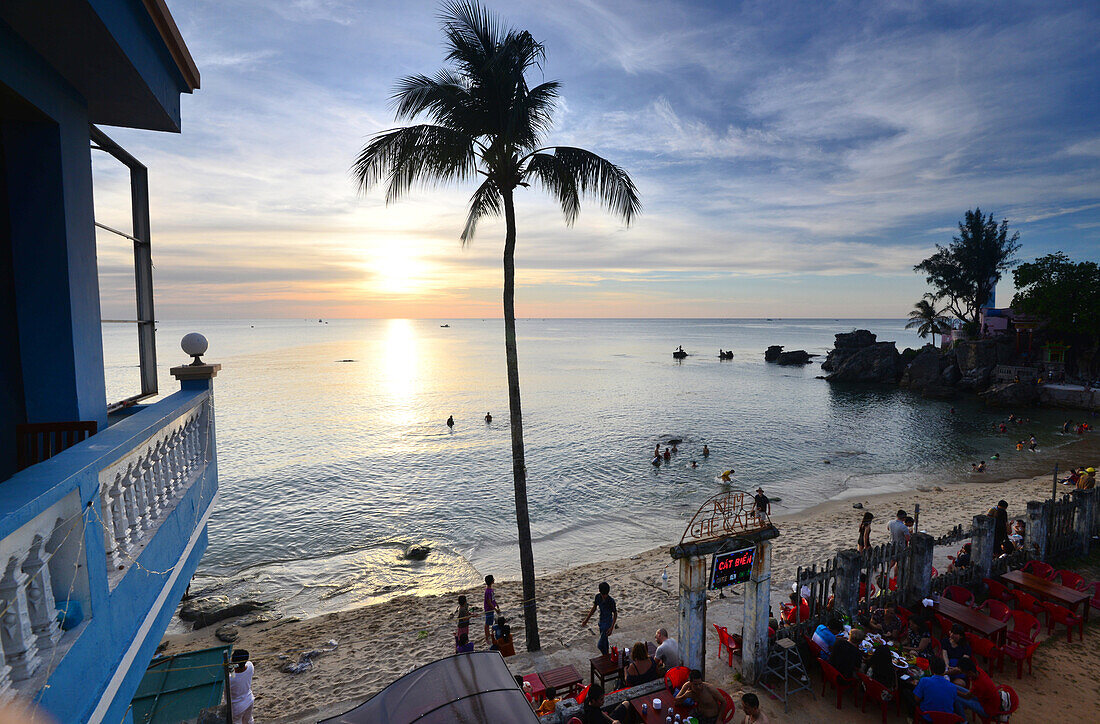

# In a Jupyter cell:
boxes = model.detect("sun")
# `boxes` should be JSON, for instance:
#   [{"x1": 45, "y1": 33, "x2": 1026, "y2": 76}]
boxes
[{"x1": 368, "y1": 244, "x2": 428, "y2": 295}]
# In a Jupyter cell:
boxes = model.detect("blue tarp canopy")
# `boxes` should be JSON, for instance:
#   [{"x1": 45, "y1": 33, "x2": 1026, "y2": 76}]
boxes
[{"x1": 320, "y1": 651, "x2": 538, "y2": 723}]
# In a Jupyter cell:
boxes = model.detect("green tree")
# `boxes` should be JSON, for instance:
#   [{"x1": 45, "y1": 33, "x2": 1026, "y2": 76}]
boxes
[
  {"x1": 914, "y1": 208, "x2": 1021, "y2": 330},
  {"x1": 352, "y1": 1, "x2": 639, "y2": 651},
  {"x1": 1012, "y1": 252, "x2": 1100, "y2": 375},
  {"x1": 905, "y1": 294, "x2": 951, "y2": 347}
]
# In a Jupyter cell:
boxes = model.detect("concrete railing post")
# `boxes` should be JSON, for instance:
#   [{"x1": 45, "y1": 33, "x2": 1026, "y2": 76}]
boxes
[
  {"x1": 1071, "y1": 489, "x2": 1096, "y2": 557},
  {"x1": 677, "y1": 555, "x2": 707, "y2": 676},
  {"x1": 1026, "y1": 501, "x2": 1048, "y2": 561},
  {"x1": 742, "y1": 541, "x2": 772, "y2": 684},
  {"x1": 901, "y1": 533, "x2": 935, "y2": 604},
  {"x1": 970, "y1": 514, "x2": 995, "y2": 580},
  {"x1": 834, "y1": 549, "x2": 862, "y2": 619}
]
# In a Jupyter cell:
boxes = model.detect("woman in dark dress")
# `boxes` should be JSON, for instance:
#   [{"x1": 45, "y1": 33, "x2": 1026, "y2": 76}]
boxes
[
  {"x1": 624, "y1": 641, "x2": 659, "y2": 686},
  {"x1": 858, "y1": 512, "x2": 874, "y2": 552}
]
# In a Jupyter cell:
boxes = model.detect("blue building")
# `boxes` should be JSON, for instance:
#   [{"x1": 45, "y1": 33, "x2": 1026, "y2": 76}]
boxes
[{"x1": 1, "y1": 2, "x2": 219, "y2": 722}]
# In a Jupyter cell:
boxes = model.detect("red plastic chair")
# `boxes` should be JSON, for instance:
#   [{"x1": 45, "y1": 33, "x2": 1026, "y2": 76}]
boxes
[
  {"x1": 804, "y1": 634, "x2": 824, "y2": 664},
  {"x1": 915, "y1": 710, "x2": 964, "y2": 723},
  {"x1": 1085, "y1": 581, "x2": 1100, "y2": 612},
  {"x1": 934, "y1": 613, "x2": 953, "y2": 639},
  {"x1": 977, "y1": 685, "x2": 1020, "y2": 723},
  {"x1": 1010, "y1": 590, "x2": 1043, "y2": 618},
  {"x1": 982, "y1": 577, "x2": 1014, "y2": 605},
  {"x1": 856, "y1": 671, "x2": 900, "y2": 724},
  {"x1": 965, "y1": 632, "x2": 1004, "y2": 673},
  {"x1": 665, "y1": 665, "x2": 689, "y2": 692},
  {"x1": 913, "y1": 656, "x2": 930, "y2": 671},
  {"x1": 818, "y1": 659, "x2": 857, "y2": 710},
  {"x1": 567, "y1": 718, "x2": 582, "y2": 724},
  {"x1": 1041, "y1": 601, "x2": 1085, "y2": 643},
  {"x1": 1007, "y1": 610, "x2": 1041, "y2": 646},
  {"x1": 943, "y1": 585, "x2": 974, "y2": 606},
  {"x1": 896, "y1": 605, "x2": 913, "y2": 629},
  {"x1": 1054, "y1": 570, "x2": 1085, "y2": 589},
  {"x1": 716, "y1": 687, "x2": 737, "y2": 723},
  {"x1": 713, "y1": 624, "x2": 739, "y2": 666},
  {"x1": 1022, "y1": 560, "x2": 1054, "y2": 579},
  {"x1": 931, "y1": 566, "x2": 939, "y2": 579},
  {"x1": 981, "y1": 599, "x2": 1011, "y2": 623}
]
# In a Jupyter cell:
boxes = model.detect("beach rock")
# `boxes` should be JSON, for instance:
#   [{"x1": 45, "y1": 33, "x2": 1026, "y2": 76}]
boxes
[
  {"x1": 940, "y1": 364, "x2": 961, "y2": 386},
  {"x1": 764, "y1": 345, "x2": 784, "y2": 362},
  {"x1": 776, "y1": 350, "x2": 813, "y2": 365},
  {"x1": 980, "y1": 382, "x2": 1039, "y2": 408},
  {"x1": 922, "y1": 384, "x2": 958, "y2": 400},
  {"x1": 957, "y1": 366, "x2": 993, "y2": 392},
  {"x1": 404, "y1": 545, "x2": 431, "y2": 561},
  {"x1": 954, "y1": 339, "x2": 1009, "y2": 372},
  {"x1": 215, "y1": 624, "x2": 239, "y2": 643},
  {"x1": 822, "y1": 330, "x2": 877, "y2": 372},
  {"x1": 825, "y1": 342, "x2": 901, "y2": 384},
  {"x1": 899, "y1": 348, "x2": 943, "y2": 391},
  {"x1": 853, "y1": 503, "x2": 863, "y2": 509},
  {"x1": 179, "y1": 596, "x2": 269, "y2": 630}
]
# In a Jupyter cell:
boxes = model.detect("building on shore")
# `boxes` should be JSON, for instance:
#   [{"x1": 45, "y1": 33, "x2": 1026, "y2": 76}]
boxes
[{"x1": 1, "y1": 3, "x2": 218, "y2": 722}]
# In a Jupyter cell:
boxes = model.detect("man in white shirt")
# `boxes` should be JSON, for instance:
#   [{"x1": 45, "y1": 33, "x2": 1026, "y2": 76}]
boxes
[
  {"x1": 887, "y1": 509, "x2": 910, "y2": 546},
  {"x1": 228, "y1": 649, "x2": 255, "y2": 724},
  {"x1": 654, "y1": 628, "x2": 681, "y2": 670}
]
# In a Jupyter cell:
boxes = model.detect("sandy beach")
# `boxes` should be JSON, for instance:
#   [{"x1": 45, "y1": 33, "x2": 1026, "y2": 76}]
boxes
[{"x1": 158, "y1": 432, "x2": 1100, "y2": 723}]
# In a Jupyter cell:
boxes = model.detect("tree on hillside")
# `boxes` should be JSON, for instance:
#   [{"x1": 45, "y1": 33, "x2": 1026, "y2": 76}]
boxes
[
  {"x1": 351, "y1": 1, "x2": 640, "y2": 651},
  {"x1": 1012, "y1": 252, "x2": 1100, "y2": 375},
  {"x1": 905, "y1": 294, "x2": 951, "y2": 347},
  {"x1": 914, "y1": 208, "x2": 1021, "y2": 332}
]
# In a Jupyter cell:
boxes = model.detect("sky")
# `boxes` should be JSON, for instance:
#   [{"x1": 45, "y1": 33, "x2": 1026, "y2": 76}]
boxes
[{"x1": 92, "y1": 0, "x2": 1100, "y2": 319}]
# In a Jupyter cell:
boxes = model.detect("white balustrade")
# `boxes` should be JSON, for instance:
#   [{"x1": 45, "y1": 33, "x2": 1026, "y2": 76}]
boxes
[{"x1": 97, "y1": 397, "x2": 210, "y2": 589}]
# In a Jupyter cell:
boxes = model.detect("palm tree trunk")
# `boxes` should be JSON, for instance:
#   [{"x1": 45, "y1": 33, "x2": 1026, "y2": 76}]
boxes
[{"x1": 501, "y1": 186, "x2": 540, "y2": 652}]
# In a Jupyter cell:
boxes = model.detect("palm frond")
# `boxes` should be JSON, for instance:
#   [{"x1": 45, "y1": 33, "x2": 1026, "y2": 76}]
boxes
[
  {"x1": 523, "y1": 153, "x2": 580, "y2": 224},
  {"x1": 352, "y1": 124, "x2": 477, "y2": 203},
  {"x1": 522, "y1": 147, "x2": 640, "y2": 224},
  {"x1": 440, "y1": 0, "x2": 502, "y2": 79},
  {"x1": 461, "y1": 177, "x2": 503, "y2": 244},
  {"x1": 392, "y1": 70, "x2": 479, "y2": 131}
]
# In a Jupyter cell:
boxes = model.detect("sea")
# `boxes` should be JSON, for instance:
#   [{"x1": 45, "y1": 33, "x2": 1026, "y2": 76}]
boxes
[{"x1": 101, "y1": 318, "x2": 1089, "y2": 624}]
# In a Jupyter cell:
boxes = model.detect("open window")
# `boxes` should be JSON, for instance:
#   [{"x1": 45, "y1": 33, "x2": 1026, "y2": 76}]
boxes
[{"x1": 91, "y1": 126, "x2": 157, "y2": 411}]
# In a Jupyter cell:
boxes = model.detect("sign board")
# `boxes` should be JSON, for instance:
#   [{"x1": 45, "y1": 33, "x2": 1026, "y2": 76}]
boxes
[
  {"x1": 680, "y1": 490, "x2": 770, "y2": 546},
  {"x1": 710, "y1": 546, "x2": 755, "y2": 589}
]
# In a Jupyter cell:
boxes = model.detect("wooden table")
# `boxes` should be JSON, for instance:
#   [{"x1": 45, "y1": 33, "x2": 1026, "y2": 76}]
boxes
[
  {"x1": 538, "y1": 665, "x2": 583, "y2": 697},
  {"x1": 935, "y1": 597, "x2": 1007, "y2": 645},
  {"x1": 1001, "y1": 570, "x2": 1091, "y2": 622},
  {"x1": 629, "y1": 687, "x2": 692, "y2": 723},
  {"x1": 590, "y1": 653, "x2": 622, "y2": 689}
]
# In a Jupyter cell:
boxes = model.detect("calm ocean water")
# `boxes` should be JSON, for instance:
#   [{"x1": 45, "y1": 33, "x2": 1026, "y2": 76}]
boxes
[{"x1": 102, "y1": 319, "x2": 1081, "y2": 621}]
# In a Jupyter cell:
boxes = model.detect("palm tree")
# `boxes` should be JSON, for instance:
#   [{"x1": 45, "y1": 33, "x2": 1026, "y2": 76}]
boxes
[
  {"x1": 352, "y1": 1, "x2": 639, "y2": 652},
  {"x1": 905, "y1": 294, "x2": 951, "y2": 347}
]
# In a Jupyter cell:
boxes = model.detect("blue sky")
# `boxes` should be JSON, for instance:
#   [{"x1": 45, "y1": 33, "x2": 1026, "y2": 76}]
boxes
[{"x1": 93, "y1": 0, "x2": 1100, "y2": 318}]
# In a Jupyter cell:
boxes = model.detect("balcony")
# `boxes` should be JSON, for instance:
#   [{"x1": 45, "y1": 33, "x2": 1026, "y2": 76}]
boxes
[{"x1": 0, "y1": 371, "x2": 218, "y2": 722}]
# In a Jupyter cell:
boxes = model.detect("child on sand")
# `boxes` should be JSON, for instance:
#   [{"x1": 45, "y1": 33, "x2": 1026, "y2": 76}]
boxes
[
  {"x1": 455, "y1": 595, "x2": 470, "y2": 642},
  {"x1": 228, "y1": 650, "x2": 255, "y2": 724}
]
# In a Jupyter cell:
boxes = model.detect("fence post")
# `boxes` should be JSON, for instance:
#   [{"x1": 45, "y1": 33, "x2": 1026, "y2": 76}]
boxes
[
  {"x1": 677, "y1": 554, "x2": 708, "y2": 677},
  {"x1": 1026, "y1": 501, "x2": 1048, "y2": 561},
  {"x1": 834, "y1": 549, "x2": 862, "y2": 619},
  {"x1": 1071, "y1": 488, "x2": 1095, "y2": 557},
  {"x1": 970, "y1": 514, "x2": 995, "y2": 579},
  {"x1": 901, "y1": 533, "x2": 935, "y2": 604},
  {"x1": 742, "y1": 541, "x2": 772, "y2": 684}
]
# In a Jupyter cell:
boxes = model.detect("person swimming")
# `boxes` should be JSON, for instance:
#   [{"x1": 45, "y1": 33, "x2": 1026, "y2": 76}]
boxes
[
  {"x1": 652, "y1": 455, "x2": 662, "y2": 467},
  {"x1": 1016, "y1": 441, "x2": 1024, "y2": 451},
  {"x1": 690, "y1": 460, "x2": 698, "y2": 468},
  {"x1": 977, "y1": 460, "x2": 986, "y2": 472},
  {"x1": 663, "y1": 448, "x2": 672, "y2": 462},
  {"x1": 991, "y1": 453, "x2": 1000, "y2": 460}
]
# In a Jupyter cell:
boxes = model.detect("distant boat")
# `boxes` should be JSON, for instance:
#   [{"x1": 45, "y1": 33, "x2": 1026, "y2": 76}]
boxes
[
  {"x1": 440, "y1": 324, "x2": 450, "y2": 328},
  {"x1": 719, "y1": 351, "x2": 733, "y2": 360}
]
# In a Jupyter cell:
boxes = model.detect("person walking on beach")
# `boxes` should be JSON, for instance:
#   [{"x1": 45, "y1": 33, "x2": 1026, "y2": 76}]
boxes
[
  {"x1": 483, "y1": 575, "x2": 500, "y2": 645},
  {"x1": 228, "y1": 650, "x2": 255, "y2": 724},
  {"x1": 858, "y1": 512, "x2": 874, "y2": 552},
  {"x1": 752, "y1": 487, "x2": 771, "y2": 523},
  {"x1": 581, "y1": 581, "x2": 617, "y2": 655},
  {"x1": 888, "y1": 510, "x2": 910, "y2": 546}
]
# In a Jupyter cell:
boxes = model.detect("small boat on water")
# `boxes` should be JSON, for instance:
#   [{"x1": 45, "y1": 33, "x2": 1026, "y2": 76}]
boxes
[
  {"x1": 718, "y1": 350, "x2": 733, "y2": 360},
  {"x1": 440, "y1": 324, "x2": 450, "y2": 328}
]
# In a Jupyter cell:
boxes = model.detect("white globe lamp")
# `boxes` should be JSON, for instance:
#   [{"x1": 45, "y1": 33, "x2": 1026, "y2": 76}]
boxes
[{"x1": 181, "y1": 332, "x2": 209, "y2": 366}]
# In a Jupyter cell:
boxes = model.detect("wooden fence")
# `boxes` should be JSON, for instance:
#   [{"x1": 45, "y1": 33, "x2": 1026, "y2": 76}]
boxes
[{"x1": 1048, "y1": 495, "x2": 1079, "y2": 559}]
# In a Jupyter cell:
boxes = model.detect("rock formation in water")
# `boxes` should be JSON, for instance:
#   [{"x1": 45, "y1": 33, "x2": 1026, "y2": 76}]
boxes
[
  {"x1": 823, "y1": 330, "x2": 902, "y2": 383},
  {"x1": 764, "y1": 345, "x2": 783, "y2": 362},
  {"x1": 776, "y1": 350, "x2": 813, "y2": 365}
]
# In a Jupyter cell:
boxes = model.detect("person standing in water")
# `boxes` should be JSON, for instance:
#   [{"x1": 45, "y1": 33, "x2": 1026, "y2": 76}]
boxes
[
  {"x1": 484, "y1": 412, "x2": 492, "y2": 423},
  {"x1": 703, "y1": 444, "x2": 710, "y2": 457},
  {"x1": 720, "y1": 469, "x2": 734, "y2": 482},
  {"x1": 447, "y1": 415, "x2": 454, "y2": 429}
]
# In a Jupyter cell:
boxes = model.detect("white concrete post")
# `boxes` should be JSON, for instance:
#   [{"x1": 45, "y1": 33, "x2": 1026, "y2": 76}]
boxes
[
  {"x1": 742, "y1": 541, "x2": 772, "y2": 683},
  {"x1": 677, "y1": 555, "x2": 707, "y2": 676}
]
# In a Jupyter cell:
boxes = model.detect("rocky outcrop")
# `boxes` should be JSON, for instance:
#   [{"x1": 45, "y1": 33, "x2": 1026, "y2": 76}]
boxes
[
  {"x1": 825, "y1": 342, "x2": 902, "y2": 383},
  {"x1": 764, "y1": 345, "x2": 783, "y2": 362},
  {"x1": 822, "y1": 330, "x2": 878, "y2": 372},
  {"x1": 776, "y1": 350, "x2": 813, "y2": 365},
  {"x1": 899, "y1": 347, "x2": 943, "y2": 391},
  {"x1": 955, "y1": 338, "x2": 1013, "y2": 373},
  {"x1": 957, "y1": 366, "x2": 993, "y2": 392},
  {"x1": 980, "y1": 382, "x2": 1040, "y2": 408},
  {"x1": 179, "y1": 596, "x2": 269, "y2": 630}
]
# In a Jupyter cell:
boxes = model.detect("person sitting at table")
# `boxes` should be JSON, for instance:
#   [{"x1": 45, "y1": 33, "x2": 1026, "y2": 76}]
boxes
[
  {"x1": 781, "y1": 590, "x2": 810, "y2": 624},
  {"x1": 946, "y1": 542, "x2": 972, "y2": 573},
  {"x1": 535, "y1": 687, "x2": 560, "y2": 716},
  {"x1": 866, "y1": 644, "x2": 899, "y2": 693},
  {"x1": 913, "y1": 657, "x2": 958, "y2": 721},
  {"x1": 828, "y1": 628, "x2": 865, "y2": 680},
  {"x1": 866, "y1": 602, "x2": 903, "y2": 639},
  {"x1": 998, "y1": 539, "x2": 1016, "y2": 558},
  {"x1": 624, "y1": 641, "x2": 660, "y2": 686},
  {"x1": 941, "y1": 623, "x2": 972, "y2": 670},
  {"x1": 1008, "y1": 520, "x2": 1026, "y2": 548},
  {"x1": 952, "y1": 658, "x2": 999, "y2": 721},
  {"x1": 674, "y1": 669, "x2": 725, "y2": 724},
  {"x1": 579, "y1": 683, "x2": 621, "y2": 724},
  {"x1": 812, "y1": 618, "x2": 843, "y2": 658},
  {"x1": 654, "y1": 628, "x2": 682, "y2": 670},
  {"x1": 904, "y1": 615, "x2": 935, "y2": 660}
]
